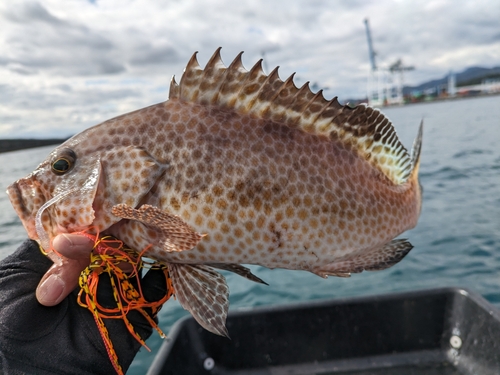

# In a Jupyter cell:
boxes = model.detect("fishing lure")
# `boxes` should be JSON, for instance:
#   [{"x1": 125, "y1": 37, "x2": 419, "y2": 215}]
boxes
[{"x1": 49, "y1": 231, "x2": 173, "y2": 375}]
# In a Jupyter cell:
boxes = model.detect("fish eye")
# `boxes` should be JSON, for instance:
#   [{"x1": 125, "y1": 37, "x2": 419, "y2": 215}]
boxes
[{"x1": 51, "y1": 149, "x2": 76, "y2": 175}]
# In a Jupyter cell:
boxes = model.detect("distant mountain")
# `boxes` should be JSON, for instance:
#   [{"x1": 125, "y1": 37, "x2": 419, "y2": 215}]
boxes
[{"x1": 403, "y1": 66, "x2": 500, "y2": 95}]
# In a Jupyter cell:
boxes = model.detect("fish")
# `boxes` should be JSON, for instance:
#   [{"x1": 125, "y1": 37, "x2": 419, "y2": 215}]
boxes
[{"x1": 7, "y1": 48, "x2": 423, "y2": 337}]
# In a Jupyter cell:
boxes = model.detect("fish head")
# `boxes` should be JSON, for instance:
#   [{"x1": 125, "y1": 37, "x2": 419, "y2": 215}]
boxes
[
  {"x1": 7, "y1": 135, "x2": 163, "y2": 250},
  {"x1": 7, "y1": 145, "x2": 102, "y2": 249}
]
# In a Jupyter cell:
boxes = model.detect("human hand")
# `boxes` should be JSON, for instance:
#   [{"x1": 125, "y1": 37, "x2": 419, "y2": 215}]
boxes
[{"x1": 0, "y1": 239, "x2": 169, "y2": 374}]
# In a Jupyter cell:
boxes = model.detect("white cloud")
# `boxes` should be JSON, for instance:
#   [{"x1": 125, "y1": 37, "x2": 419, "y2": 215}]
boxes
[{"x1": 0, "y1": 0, "x2": 499, "y2": 138}]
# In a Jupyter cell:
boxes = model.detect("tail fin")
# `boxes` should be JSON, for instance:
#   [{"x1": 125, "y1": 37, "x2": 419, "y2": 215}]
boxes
[{"x1": 410, "y1": 120, "x2": 423, "y2": 181}]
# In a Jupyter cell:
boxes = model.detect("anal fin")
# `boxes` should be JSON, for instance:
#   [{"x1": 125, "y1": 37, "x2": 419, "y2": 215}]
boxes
[
  {"x1": 313, "y1": 239, "x2": 413, "y2": 278},
  {"x1": 169, "y1": 263, "x2": 230, "y2": 337}
]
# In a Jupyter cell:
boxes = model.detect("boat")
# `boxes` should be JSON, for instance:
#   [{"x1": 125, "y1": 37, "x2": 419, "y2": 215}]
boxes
[{"x1": 147, "y1": 287, "x2": 500, "y2": 375}]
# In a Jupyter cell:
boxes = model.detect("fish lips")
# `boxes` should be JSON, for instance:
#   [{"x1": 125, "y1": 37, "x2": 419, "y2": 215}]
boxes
[{"x1": 7, "y1": 177, "x2": 45, "y2": 240}]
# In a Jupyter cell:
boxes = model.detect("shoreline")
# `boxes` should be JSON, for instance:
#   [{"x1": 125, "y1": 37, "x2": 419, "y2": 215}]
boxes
[
  {"x1": 374, "y1": 90, "x2": 500, "y2": 108},
  {"x1": 0, "y1": 138, "x2": 68, "y2": 153}
]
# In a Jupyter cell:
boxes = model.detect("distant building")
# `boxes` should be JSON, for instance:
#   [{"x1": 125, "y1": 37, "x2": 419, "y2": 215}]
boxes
[
  {"x1": 447, "y1": 71, "x2": 456, "y2": 97},
  {"x1": 481, "y1": 78, "x2": 500, "y2": 93}
]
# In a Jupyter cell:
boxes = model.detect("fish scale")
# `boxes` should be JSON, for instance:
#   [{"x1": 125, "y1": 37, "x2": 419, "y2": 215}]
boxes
[{"x1": 7, "y1": 49, "x2": 422, "y2": 337}]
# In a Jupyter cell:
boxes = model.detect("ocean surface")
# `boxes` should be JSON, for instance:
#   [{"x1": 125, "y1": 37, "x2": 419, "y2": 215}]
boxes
[{"x1": 0, "y1": 95, "x2": 499, "y2": 374}]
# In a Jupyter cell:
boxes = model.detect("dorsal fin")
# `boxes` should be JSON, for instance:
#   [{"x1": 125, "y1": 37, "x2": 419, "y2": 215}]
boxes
[{"x1": 169, "y1": 49, "x2": 413, "y2": 185}]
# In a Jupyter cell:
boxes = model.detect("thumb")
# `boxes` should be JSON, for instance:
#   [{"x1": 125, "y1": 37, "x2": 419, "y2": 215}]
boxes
[{"x1": 36, "y1": 234, "x2": 94, "y2": 306}]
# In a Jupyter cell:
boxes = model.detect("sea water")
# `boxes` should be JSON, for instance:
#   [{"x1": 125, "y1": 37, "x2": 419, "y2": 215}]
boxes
[{"x1": 0, "y1": 95, "x2": 499, "y2": 374}]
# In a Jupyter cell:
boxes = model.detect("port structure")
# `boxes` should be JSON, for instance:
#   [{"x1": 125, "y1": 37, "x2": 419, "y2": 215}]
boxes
[{"x1": 364, "y1": 19, "x2": 414, "y2": 106}]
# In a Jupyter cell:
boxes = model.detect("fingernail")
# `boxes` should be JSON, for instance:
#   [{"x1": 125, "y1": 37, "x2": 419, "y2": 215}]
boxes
[{"x1": 37, "y1": 275, "x2": 65, "y2": 305}]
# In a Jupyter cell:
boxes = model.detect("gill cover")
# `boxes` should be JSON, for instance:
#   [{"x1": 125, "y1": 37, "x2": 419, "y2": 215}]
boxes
[{"x1": 92, "y1": 146, "x2": 163, "y2": 229}]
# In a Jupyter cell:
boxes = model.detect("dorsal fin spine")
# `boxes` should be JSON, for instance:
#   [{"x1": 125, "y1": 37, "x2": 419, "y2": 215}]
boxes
[
  {"x1": 290, "y1": 82, "x2": 312, "y2": 114},
  {"x1": 265, "y1": 67, "x2": 285, "y2": 103},
  {"x1": 315, "y1": 97, "x2": 340, "y2": 133},
  {"x1": 248, "y1": 59, "x2": 265, "y2": 80},
  {"x1": 216, "y1": 51, "x2": 248, "y2": 109},
  {"x1": 201, "y1": 48, "x2": 226, "y2": 104},
  {"x1": 267, "y1": 73, "x2": 297, "y2": 123},
  {"x1": 179, "y1": 51, "x2": 203, "y2": 102},
  {"x1": 256, "y1": 66, "x2": 280, "y2": 101},
  {"x1": 301, "y1": 90, "x2": 325, "y2": 133},
  {"x1": 254, "y1": 67, "x2": 283, "y2": 118},
  {"x1": 227, "y1": 51, "x2": 244, "y2": 70},
  {"x1": 273, "y1": 74, "x2": 301, "y2": 126},
  {"x1": 169, "y1": 76, "x2": 179, "y2": 99},
  {"x1": 237, "y1": 59, "x2": 266, "y2": 113},
  {"x1": 183, "y1": 52, "x2": 201, "y2": 78},
  {"x1": 205, "y1": 47, "x2": 223, "y2": 69},
  {"x1": 279, "y1": 82, "x2": 309, "y2": 128}
]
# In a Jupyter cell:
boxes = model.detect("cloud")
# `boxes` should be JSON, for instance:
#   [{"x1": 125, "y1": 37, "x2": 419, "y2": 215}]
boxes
[
  {"x1": 0, "y1": 0, "x2": 499, "y2": 138},
  {"x1": 3, "y1": 1, "x2": 62, "y2": 24},
  {"x1": 128, "y1": 42, "x2": 179, "y2": 66},
  {"x1": 1, "y1": 2, "x2": 124, "y2": 76}
]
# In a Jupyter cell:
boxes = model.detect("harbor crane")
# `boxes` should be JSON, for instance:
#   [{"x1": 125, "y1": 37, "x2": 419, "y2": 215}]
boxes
[
  {"x1": 364, "y1": 19, "x2": 414, "y2": 106},
  {"x1": 364, "y1": 18, "x2": 377, "y2": 72}
]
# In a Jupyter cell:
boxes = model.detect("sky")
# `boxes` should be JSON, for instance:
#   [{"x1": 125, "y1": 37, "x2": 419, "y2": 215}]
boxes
[{"x1": 0, "y1": 0, "x2": 499, "y2": 138}]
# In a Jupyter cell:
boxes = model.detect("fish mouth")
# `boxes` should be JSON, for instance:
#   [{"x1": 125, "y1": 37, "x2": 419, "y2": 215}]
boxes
[
  {"x1": 7, "y1": 178, "x2": 43, "y2": 241},
  {"x1": 7, "y1": 177, "x2": 78, "y2": 250}
]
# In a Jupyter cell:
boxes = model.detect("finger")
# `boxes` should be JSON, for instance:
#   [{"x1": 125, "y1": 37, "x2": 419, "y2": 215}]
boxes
[
  {"x1": 36, "y1": 257, "x2": 89, "y2": 305},
  {"x1": 36, "y1": 234, "x2": 94, "y2": 306},
  {"x1": 52, "y1": 233, "x2": 95, "y2": 259}
]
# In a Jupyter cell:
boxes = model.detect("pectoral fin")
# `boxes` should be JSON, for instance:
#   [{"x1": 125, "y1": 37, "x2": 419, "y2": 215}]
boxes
[
  {"x1": 169, "y1": 263, "x2": 229, "y2": 337},
  {"x1": 111, "y1": 204, "x2": 205, "y2": 252},
  {"x1": 313, "y1": 239, "x2": 413, "y2": 278}
]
